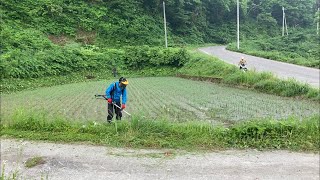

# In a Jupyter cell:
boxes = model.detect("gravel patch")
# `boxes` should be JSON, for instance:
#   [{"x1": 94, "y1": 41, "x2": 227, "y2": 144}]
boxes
[{"x1": 1, "y1": 139, "x2": 319, "y2": 180}]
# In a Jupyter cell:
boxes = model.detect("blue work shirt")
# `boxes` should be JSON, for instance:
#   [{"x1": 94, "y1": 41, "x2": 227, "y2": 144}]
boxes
[{"x1": 105, "y1": 82, "x2": 127, "y2": 104}]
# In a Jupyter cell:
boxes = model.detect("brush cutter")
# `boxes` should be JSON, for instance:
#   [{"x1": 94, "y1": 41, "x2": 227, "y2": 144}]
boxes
[{"x1": 94, "y1": 94, "x2": 132, "y2": 116}]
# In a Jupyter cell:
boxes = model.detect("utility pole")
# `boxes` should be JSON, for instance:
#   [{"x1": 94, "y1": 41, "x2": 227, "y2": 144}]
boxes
[
  {"x1": 282, "y1": 7, "x2": 288, "y2": 36},
  {"x1": 237, "y1": 0, "x2": 240, "y2": 50},
  {"x1": 317, "y1": 8, "x2": 319, "y2": 35},
  {"x1": 163, "y1": 1, "x2": 168, "y2": 48},
  {"x1": 282, "y1": 7, "x2": 285, "y2": 36},
  {"x1": 284, "y1": 12, "x2": 288, "y2": 35}
]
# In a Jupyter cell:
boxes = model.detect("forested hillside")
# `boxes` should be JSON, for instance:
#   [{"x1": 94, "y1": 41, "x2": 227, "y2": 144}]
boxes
[
  {"x1": 0, "y1": 0, "x2": 319, "y2": 81},
  {"x1": 1, "y1": 0, "x2": 318, "y2": 46}
]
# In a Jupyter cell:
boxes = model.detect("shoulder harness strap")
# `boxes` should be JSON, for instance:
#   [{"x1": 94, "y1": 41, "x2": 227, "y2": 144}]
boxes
[{"x1": 111, "y1": 83, "x2": 124, "y2": 98}]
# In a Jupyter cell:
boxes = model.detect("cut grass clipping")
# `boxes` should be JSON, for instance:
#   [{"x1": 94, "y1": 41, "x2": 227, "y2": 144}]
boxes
[
  {"x1": 25, "y1": 156, "x2": 46, "y2": 168},
  {"x1": 1, "y1": 110, "x2": 319, "y2": 152}
]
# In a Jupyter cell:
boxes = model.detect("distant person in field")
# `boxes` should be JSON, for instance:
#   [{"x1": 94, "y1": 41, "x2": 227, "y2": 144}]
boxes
[
  {"x1": 105, "y1": 77, "x2": 128, "y2": 123},
  {"x1": 238, "y1": 57, "x2": 247, "y2": 71},
  {"x1": 112, "y1": 67, "x2": 117, "y2": 77}
]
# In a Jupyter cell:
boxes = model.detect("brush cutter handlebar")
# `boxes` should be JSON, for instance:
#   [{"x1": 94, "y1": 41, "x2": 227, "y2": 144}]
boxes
[{"x1": 94, "y1": 94, "x2": 106, "y2": 99}]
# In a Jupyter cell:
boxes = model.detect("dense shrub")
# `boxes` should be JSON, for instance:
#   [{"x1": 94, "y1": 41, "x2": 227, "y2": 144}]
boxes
[
  {"x1": 123, "y1": 46, "x2": 190, "y2": 69},
  {"x1": 0, "y1": 44, "x2": 189, "y2": 79}
]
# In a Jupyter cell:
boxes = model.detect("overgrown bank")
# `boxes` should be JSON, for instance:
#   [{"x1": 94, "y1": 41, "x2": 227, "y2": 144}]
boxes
[
  {"x1": 1, "y1": 45, "x2": 188, "y2": 79},
  {"x1": 1, "y1": 46, "x2": 188, "y2": 93},
  {"x1": 1, "y1": 110, "x2": 319, "y2": 152},
  {"x1": 178, "y1": 51, "x2": 320, "y2": 100}
]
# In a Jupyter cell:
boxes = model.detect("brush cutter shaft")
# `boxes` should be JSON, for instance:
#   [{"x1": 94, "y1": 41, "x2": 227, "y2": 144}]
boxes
[
  {"x1": 112, "y1": 102, "x2": 131, "y2": 116},
  {"x1": 94, "y1": 94, "x2": 131, "y2": 116}
]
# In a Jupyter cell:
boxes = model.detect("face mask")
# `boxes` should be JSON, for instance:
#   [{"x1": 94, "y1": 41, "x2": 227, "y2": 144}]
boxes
[{"x1": 120, "y1": 83, "x2": 126, "y2": 89}]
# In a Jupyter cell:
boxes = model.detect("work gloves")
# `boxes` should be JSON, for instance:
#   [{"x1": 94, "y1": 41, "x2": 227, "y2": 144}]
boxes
[
  {"x1": 107, "y1": 98, "x2": 112, "y2": 103},
  {"x1": 108, "y1": 98, "x2": 126, "y2": 109}
]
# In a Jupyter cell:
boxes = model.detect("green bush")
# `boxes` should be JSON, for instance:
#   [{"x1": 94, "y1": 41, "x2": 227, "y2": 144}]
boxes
[
  {"x1": 1, "y1": 44, "x2": 189, "y2": 79},
  {"x1": 123, "y1": 46, "x2": 190, "y2": 69}
]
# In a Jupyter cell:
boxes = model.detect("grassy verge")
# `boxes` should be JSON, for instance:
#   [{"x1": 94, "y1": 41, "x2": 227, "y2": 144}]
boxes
[
  {"x1": 179, "y1": 51, "x2": 320, "y2": 101},
  {"x1": 1, "y1": 110, "x2": 319, "y2": 152}
]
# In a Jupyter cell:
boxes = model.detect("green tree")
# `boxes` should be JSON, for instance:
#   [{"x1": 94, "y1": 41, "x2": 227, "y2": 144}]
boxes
[{"x1": 256, "y1": 12, "x2": 278, "y2": 35}]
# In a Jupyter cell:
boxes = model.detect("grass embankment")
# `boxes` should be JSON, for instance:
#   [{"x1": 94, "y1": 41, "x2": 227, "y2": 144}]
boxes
[
  {"x1": 1, "y1": 110, "x2": 319, "y2": 152},
  {"x1": 178, "y1": 51, "x2": 320, "y2": 100}
]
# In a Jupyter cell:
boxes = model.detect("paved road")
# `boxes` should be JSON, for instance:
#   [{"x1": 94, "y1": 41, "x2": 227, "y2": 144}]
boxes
[
  {"x1": 1, "y1": 139, "x2": 319, "y2": 180},
  {"x1": 198, "y1": 46, "x2": 320, "y2": 88}
]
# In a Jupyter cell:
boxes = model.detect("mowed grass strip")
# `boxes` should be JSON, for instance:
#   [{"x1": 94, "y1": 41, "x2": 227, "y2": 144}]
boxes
[
  {"x1": 1, "y1": 77, "x2": 319, "y2": 124},
  {"x1": 1, "y1": 110, "x2": 319, "y2": 152}
]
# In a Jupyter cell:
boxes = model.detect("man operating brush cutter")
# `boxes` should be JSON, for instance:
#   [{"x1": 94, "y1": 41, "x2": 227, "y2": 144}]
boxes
[{"x1": 105, "y1": 77, "x2": 129, "y2": 123}]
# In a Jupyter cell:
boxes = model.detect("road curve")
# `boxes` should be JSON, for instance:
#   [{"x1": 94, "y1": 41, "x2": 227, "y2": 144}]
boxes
[{"x1": 198, "y1": 46, "x2": 320, "y2": 88}]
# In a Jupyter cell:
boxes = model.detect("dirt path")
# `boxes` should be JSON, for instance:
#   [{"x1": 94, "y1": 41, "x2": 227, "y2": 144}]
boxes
[
  {"x1": 1, "y1": 139, "x2": 319, "y2": 180},
  {"x1": 198, "y1": 46, "x2": 320, "y2": 88}
]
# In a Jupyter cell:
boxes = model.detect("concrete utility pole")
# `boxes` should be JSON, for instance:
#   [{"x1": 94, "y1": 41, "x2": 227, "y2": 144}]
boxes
[
  {"x1": 284, "y1": 13, "x2": 288, "y2": 35},
  {"x1": 163, "y1": 1, "x2": 168, "y2": 48},
  {"x1": 282, "y1": 7, "x2": 285, "y2": 36},
  {"x1": 237, "y1": 0, "x2": 240, "y2": 50},
  {"x1": 281, "y1": 7, "x2": 288, "y2": 36},
  {"x1": 317, "y1": 8, "x2": 319, "y2": 35}
]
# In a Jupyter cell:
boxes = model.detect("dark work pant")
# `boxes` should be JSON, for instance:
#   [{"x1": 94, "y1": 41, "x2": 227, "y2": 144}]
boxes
[{"x1": 107, "y1": 102, "x2": 122, "y2": 121}]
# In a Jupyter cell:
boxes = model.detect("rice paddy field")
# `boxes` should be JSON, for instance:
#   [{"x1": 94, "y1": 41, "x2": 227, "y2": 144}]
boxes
[{"x1": 1, "y1": 77, "x2": 319, "y2": 125}]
